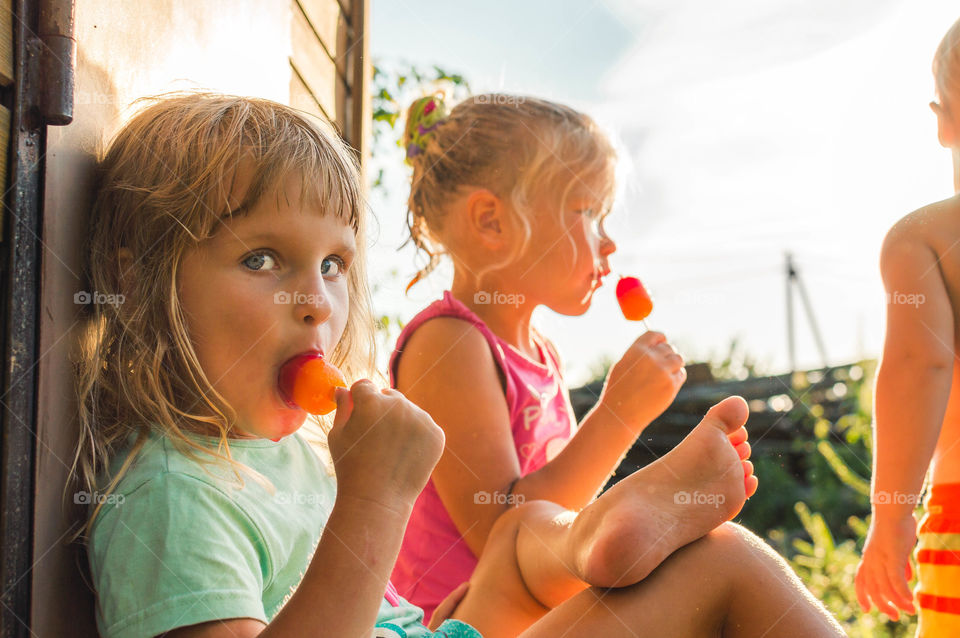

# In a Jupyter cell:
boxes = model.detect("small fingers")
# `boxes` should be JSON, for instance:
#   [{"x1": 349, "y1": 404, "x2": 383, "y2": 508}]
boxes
[
  {"x1": 665, "y1": 353, "x2": 685, "y2": 371},
  {"x1": 874, "y1": 570, "x2": 903, "y2": 620},
  {"x1": 331, "y1": 386, "x2": 354, "y2": 430},
  {"x1": 653, "y1": 340, "x2": 676, "y2": 354},
  {"x1": 672, "y1": 366, "x2": 688, "y2": 385},
  {"x1": 638, "y1": 331, "x2": 667, "y2": 347},
  {"x1": 428, "y1": 581, "x2": 470, "y2": 631},
  {"x1": 854, "y1": 567, "x2": 872, "y2": 613},
  {"x1": 886, "y1": 561, "x2": 916, "y2": 613},
  {"x1": 350, "y1": 378, "x2": 379, "y2": 396}
]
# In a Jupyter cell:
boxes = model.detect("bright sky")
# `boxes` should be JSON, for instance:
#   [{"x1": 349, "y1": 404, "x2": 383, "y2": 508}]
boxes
[{"x1": 370, "y1": 0, "x2": 960, "y2": 385}]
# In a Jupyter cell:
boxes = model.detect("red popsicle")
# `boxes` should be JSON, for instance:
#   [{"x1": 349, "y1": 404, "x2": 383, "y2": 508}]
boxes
[
  {"x1": 278, "y1": 352, "x2": 347, "y2": 415},
  {"x1": 616, "y1": 276, "x2": 653, "y2": 321}
]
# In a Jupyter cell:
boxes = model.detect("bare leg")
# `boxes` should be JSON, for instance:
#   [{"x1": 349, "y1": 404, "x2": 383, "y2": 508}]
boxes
[
  {"x1": 520, "y1": 396, "x2": 758, "y2": 606},
  {"x1": 520, "y1": 522, "x2": 844, "y2": 638},
  {"x1": 455, "y1": 511, "x2": 844, "y2": 638},
  {"x1": 452, "y1": 398, "x2": 840, "y2": 637}
]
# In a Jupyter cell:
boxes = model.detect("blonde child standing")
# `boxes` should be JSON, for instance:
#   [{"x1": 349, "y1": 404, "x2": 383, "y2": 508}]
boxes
[
  {"x1": 856, "y1": 16, "x2": 960, "y2": 638},
  {"x1": 74, "y1": 92, "x2": 843, "y2": 638}
]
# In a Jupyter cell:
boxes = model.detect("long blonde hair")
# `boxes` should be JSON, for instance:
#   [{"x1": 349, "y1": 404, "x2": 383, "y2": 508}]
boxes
[
  {"x1": 402, "y1": 93, "x2": 617, "y2": 290},
  {"x1": 69, "y1": 93, "x2": 376, "y2": 541}
]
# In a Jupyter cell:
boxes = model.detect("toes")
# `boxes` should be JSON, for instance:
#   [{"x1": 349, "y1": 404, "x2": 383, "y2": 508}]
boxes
[
  {"x1": 703, "y1": 396, "x2": 749, "y2": 434},
  {"x1": 727, "y1": 427, "x2": 748, "y2": 446},
  {"x1": 742, "y1": 460, "x2": 758, "y2": 498},
  {"x1": 734, "y1": 440, "x2": 751, "y2": 460}
]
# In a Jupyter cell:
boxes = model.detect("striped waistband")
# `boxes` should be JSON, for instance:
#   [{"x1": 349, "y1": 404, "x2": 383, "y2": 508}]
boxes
[
  {"x1": 926, "y1": 482, "x2": 960, "y2": 510},
  {"x1": 918, "y1": 549, "x2": 960, "y2": 565},
  {"x1": 918, "y1": 593, "x2": 960, "y2": 615},
  {"x1": 920, "y1": 483, "x2": 960, "y2": 534}
]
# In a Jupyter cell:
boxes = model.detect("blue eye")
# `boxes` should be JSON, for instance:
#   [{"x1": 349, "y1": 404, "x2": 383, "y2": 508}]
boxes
[
  {"x1": 242, "y1": 251, "x2": 278, "y2": 271},
  {"x1": 321, "y1": 256, "x2": 347, "y2": 277}
]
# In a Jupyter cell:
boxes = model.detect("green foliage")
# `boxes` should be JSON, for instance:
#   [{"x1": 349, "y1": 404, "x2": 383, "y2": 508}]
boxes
[
  {"x1": 367, "y1": 60, "x2": 471, "y2": 349},
  {"x1": 782, "y1": 502, "x2": 916, "y2": 637},
  {"x1": 370, "y1": 61, "x2": 471, "y2": 196},
  {"x1": 709, "y1": 338, "x2": 764, "y2": 380},
  {"x1": 748, "y1": 360, "x2": 917, "y2": 637}
]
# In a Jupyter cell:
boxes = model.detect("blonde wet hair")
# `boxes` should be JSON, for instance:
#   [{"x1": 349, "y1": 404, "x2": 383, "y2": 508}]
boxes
[
  {"x1": 402, "y1": 93, "x2": 617, "y2": 290},
  {"x1": 69, "y1": 93, "x2": 375, "y2": 541},
  {"x1": 934, "y1": 16, "x2": 960, "y2": 108}
]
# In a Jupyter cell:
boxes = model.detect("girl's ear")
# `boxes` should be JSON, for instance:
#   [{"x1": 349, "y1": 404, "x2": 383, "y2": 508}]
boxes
[
  {"x1": 931, "y1": 101, "x2": 958, "y2": 148},
  {"x1": 466, "y1": 189, "x2": 507, "y2": 249}
]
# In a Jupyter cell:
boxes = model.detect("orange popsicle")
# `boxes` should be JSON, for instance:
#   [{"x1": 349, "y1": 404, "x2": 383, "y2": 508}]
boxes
[
  {"x1": 616, "y1": 276, "x2": 653, "y2": 321},
  {"x1": 278, "y1": 352, "x2": 347, "y2": 415}
]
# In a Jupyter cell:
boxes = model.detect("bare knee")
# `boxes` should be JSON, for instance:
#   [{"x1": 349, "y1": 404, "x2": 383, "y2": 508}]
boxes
[
  {"x1": 685, "y1": 522, "x2": 795, "y2": 585},
  {"x1": 666, "y1": 523, "x2": 764, "y2": 575},
  {"x1": 487, "y1": 499, "x2": 566, "y2": 546},
  {"x1": 703, "y1": 521, "x2": 760, "y2": 550}
]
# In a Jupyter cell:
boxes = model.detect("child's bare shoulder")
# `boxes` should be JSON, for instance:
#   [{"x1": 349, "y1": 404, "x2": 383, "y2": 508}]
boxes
[
  {"x1": 883, "y1": 195, "x2": 960, "y2": 259},
  {"x1": 880, "y1": 195, "x2": 960, "y2": 305},
  {"x1": 397, "y1": 316, "x2": 497, "y2": 383}
]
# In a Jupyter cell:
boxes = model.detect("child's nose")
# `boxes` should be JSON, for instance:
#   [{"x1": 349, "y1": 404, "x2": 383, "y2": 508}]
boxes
[
  {"x1": 293, "y1": 274, "x2": 333, "y2": 325},
  {"x1": 600, "y1": 233, "x2": 617, "y2": 256}
]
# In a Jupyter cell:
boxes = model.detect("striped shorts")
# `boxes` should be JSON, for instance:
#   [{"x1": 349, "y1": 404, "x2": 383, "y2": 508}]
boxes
[{"x1": 916, "y1": 482, "x2": 960, "y2": 638}]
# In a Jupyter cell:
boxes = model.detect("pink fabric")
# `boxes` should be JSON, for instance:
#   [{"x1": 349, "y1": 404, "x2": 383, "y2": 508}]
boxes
[
  {"x1": 384, "y1": 580, "x2": 402, "y2": 607},
  {"x1": 389, "y1": 291, "x2": 576, "y2": 621}
]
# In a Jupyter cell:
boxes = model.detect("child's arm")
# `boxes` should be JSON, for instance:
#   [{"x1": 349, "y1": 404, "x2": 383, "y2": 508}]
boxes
[
  {"x1": 855, "y1": 221, "x2": 954, "y2": 620},
  {"x1": 396, "y1": 318, "x2": 683, "y2": 557},
  {"x1": 168, "y1": 382, "x2": 445, "y2": 638}
]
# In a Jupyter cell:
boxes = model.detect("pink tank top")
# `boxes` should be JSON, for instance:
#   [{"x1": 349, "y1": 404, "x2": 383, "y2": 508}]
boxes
[{"x1": 389, "y1": 291, "x2": 576, "y2": 620}]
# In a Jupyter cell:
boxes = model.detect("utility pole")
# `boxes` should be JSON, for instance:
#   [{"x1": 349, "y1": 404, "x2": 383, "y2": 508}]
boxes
[
  {"x1": 785, "y1": 252, "x2": 829, "y2": 372},
  {"x1": 786, "y1": 253, "x2": 796, "y2": 372}
]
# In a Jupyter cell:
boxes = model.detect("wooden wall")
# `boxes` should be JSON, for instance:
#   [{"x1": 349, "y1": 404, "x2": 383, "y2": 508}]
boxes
[
  {"x1": 290, "y1": 0, "x2": 370, "y2": 169},
  {"x1": 29, "y1": 1, "x2": 369, "y2": 635}
]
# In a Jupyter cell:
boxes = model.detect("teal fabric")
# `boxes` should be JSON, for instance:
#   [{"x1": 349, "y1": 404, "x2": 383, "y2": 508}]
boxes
[
  {"x1": 373, "y1": 615, "x2": 482, "y2": 638},
  {"x1": 88, "y1": 427, "x2": 481, "y2": 637},
  {"x1": 88, "y1": 428, "x2": 336, "y2": 636}
]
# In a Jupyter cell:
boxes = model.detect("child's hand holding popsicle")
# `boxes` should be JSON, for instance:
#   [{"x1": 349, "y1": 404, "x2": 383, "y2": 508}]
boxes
[
  {"x1": 279, "y1": 353, "x2": 444, "y2": 504},
  {"x1": 596, "y1": 277, "x2": 686, "y2": 432}
]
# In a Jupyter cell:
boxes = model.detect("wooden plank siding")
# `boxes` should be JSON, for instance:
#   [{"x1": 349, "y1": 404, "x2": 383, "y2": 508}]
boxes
[
  {"x1": 0, "y1": 0, "x2": 11, "y2": 239},
  {"x1": 0, "y1": 1, "x2": 11, "y2": 87},
  {"x1": 290, "y1": 0, "x2": 369, "y2": 166},
  {"x1": 290, "y1": 6, "x2": 340, "y2": 122}
]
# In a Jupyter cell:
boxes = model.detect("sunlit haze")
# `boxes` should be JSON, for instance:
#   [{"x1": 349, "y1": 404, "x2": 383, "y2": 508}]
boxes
[{"x1": 370, "y1": 0, "x2": 959, "y2": 384}]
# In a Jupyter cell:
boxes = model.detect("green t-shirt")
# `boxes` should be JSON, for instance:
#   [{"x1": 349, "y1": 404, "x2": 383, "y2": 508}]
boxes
[{"x1": 87, "y1": 428, "x2": 480, "y2": 638}]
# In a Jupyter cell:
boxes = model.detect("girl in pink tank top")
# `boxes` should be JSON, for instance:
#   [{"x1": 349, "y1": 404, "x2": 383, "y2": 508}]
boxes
[{"x1": 390, "y1": 94, "x2": 689, "y2": 621}]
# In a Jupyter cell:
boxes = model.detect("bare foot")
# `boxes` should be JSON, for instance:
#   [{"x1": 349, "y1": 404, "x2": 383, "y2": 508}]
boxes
[{"x1": 569, "y1": 396, "x2": 758, "y2": 587}]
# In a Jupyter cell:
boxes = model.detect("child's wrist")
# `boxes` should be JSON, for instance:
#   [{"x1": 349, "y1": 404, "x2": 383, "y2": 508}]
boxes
[
  {"x1": 870, "y1": 501, "x2": 918, "y2": 522},
  {"x1": 595, "y1": 398, "x2": 651, "y2": 433},
  {"x1": 336, "y1": 487, "x2": 418, "y2": 518}
]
